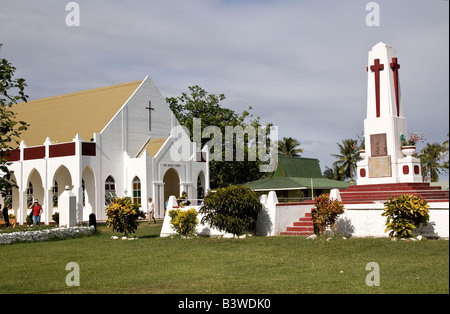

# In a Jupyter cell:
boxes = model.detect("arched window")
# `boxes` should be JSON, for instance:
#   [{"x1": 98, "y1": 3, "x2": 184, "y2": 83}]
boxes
[
  {"x1": 132, "y1": 176, "x2": 141, "y2": 205},
  {"x1": 52, "y1": 181, "x2": 58, "y2": 207},
  {"x1": 105, "y1": 175, "x2": 117, "y2": 205},
  {"x1": 27, "y1": 182, "x2": 33, "y2": 207}
]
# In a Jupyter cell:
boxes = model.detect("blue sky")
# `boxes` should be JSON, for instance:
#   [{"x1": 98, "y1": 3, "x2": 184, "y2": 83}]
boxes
[{"x1": 1, "y1": 0, "x2": 448, "y2": 180}]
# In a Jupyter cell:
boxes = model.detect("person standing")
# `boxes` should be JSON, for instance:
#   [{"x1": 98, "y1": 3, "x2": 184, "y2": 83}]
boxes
[
  {"x1": 147, "y1": 197, "x2": 156, "y2": 224},
  {"x1": 31, "y1": 200, "x2": 43, "y2": 226},
  {"x1": 1, "y1": 204, "x2": 10, "y2": 227}
]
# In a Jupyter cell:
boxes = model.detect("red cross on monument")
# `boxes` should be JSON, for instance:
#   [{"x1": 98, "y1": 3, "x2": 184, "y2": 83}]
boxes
[
  {"x1": 145, "y1": 101, "x2": 155, "y2": 131},
  {"x1": 390, "y1": 57, "x2": 400, "y2": 117},
  {"x1": 370, "y1": 58, "x2": 384, "y2": 118}
]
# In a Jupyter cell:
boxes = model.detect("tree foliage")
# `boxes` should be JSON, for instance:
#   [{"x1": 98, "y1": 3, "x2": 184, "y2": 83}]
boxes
[
  {"x1": 331, "y1": 138, "x2": 361, "y2": 181},
  {"x1": 0, "y1": 44, "x2": 29, "y2": 198},
  {"x1": 277, "y1": 137, "x2": 303, "y2": 157},
  {"x1": 166, "y1": 85, "x2": 272, "y2": 188},
  {"x1": 199, "y1": 185, "x2": 263, "y2": 236},
  {"x1": 419, "y1": 136, "x2": 448, "y2": 182}
]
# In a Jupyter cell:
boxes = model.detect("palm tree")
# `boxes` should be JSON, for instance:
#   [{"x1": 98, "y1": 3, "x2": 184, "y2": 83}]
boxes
[
  {"x1": 331, "y1": 139, "x2": 361, "y2": 182},
  {"x1": 277, "y1": 137, "x2": 303, "y2": 157},
  {"x1": 322, "y1": 164, "x2": 345, "y2": 181},
  {"x1": 419, "y1": 142, "x2": 447, "y2": 182}
]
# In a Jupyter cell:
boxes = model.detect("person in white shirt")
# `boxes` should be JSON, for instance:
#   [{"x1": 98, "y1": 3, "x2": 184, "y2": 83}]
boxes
[{"x1": 147, "y1": 197, "x2": 156, "y2": 224}]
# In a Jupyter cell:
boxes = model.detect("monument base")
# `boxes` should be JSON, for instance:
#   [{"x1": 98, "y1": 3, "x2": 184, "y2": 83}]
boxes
[
  {"x1": 356, "y1": 155, "x2": 422, "y2": 185},
  {"x1": 339, "y1": 182, "x2": 449, "y2": 204}
]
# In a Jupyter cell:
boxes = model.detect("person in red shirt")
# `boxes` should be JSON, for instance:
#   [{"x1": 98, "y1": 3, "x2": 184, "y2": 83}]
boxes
[{"x1": 31, "y1": 200, "x2": 43, "y2": 226}]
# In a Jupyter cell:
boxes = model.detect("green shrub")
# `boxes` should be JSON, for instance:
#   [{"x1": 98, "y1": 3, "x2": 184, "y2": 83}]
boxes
[
  {"x1": 105, "y1": 197, "x2": 145, "y2": 237},
  {"x1": 169, "y1": 208, "x2": 198, "y2": 237},
  {"x1": 311, "y1": 193, "x2": 344, "y2": 235},
  {"x1": 382, "y1": 194, "x2": 430, "y2": 238},
  {"x1": 199, "y1": 185, "x2": 263, "y2": 236},
  {"x1": 26, "y1": 214, "x2": 33, "y2": 226}
]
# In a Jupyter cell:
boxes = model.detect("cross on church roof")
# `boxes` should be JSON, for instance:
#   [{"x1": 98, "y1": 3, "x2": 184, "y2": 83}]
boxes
[{"x1": 145, "y1": 101, "x2": 155, "y2": 131}]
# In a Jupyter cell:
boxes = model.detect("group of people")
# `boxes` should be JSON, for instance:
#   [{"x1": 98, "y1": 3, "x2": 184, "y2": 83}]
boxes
[
  {"x1": 3, "y1": 197, "x2": 161, "y2": 227},
  {"x1": 0, "y1": 199, "x2": 42, "y2": 228}
]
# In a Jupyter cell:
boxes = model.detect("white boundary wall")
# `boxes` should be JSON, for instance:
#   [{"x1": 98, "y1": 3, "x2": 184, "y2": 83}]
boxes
[
  {"x1": 160, "y1": 196, "x2": 234, "y2": 237},
  {"x1": 160, "y1": 191, "x2": 449, "y2": 238}
]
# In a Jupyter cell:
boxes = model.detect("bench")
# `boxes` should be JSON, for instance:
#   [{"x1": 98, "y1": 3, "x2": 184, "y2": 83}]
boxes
[{"x1": 0, "y1": 219, "x2": 16, "y2": 228}]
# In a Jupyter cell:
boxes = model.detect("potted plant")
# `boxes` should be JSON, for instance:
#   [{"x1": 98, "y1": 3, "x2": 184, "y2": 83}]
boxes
[
  {"x1": 356, "y1": 133, "x2": 365, "y2": 158},
  {"x1": 400, "y1": 132, "x2": 426, "y2": 156}
]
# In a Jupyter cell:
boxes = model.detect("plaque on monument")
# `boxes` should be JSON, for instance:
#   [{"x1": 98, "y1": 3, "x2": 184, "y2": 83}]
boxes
[
  {"x1": 368, "y1": 156, "x2": 391, "y2": 178},
  {"x1": 370, "y1": 133, "x2": 387, "y2": 157}
]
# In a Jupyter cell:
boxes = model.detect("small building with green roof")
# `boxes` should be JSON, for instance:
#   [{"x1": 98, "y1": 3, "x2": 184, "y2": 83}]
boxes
[{"x1": 245, "y1": 156, "x2": 349, "y2": 202}]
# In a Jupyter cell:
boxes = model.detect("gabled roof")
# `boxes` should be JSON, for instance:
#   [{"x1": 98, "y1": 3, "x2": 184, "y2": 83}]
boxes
[
  {"x1": 12, "y1": 80, "x2": 143, "y2": 147},
  {"x1": 245, "y1": 156, "x2": 349, "y2": 191},
  {"x1": 138, "y1": 137, "x2": 168, "y2": 158},
  {"x1": 272, "y1": 156, "x2": 323, "y2": 178}
]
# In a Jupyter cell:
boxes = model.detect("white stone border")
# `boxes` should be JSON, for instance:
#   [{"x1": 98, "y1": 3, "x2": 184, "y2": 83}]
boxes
[{"x1": 0, "y1": 226, "x2": 95, "y2": 245}]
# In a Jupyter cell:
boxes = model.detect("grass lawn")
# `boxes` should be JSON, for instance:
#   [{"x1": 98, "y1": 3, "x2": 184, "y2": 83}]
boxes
[{"x1": 0, "y1": 221, "x2": 448, "y2": 294}]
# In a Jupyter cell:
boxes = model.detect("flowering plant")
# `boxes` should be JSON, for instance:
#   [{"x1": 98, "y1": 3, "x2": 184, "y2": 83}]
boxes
[
  {"x1": 357, "y1": 132, "x2": 365, "y2": 150},
  {"x1": 400, "y1": 132, "x2": 426, "y2": 147}
]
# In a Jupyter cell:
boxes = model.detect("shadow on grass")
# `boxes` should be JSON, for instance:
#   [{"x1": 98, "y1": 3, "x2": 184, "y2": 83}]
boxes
[{"x1": 140, "y1": 234, "x2": 160, "y2": 239}]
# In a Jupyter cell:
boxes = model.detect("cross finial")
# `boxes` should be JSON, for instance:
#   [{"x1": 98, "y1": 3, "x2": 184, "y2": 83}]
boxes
[{"x1": 370, "y1": 58, "x2": 384, "y2": 118}]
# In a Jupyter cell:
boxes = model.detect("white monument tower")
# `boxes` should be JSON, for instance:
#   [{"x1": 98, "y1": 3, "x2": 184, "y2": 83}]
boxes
[{"x1": 357, "y1": 42, "x2": 422, "y2": 185}]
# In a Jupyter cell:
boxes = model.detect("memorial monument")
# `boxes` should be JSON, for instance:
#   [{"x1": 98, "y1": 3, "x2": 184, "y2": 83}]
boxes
[{"x1": 357, "y1": 42, "x2": 422, "y2": 185}]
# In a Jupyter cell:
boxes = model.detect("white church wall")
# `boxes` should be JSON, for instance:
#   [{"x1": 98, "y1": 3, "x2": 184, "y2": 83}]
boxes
[{"x1": 125, "y1": 76, "x2": 175, "y2": 158}]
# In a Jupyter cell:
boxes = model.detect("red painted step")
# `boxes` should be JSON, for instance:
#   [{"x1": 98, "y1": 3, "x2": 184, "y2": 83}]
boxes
[
  {"x1": 339, "y1": 182, "x2": 449, "y2": 203},
  {"x1": 280, "y1": 209, "x2": 315, "y2": 236}
]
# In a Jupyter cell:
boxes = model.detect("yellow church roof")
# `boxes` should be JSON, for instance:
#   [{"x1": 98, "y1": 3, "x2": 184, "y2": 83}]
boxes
[
  {"x1": 12, "y1": 80, "x2": 143, "y2": 147},
  {"x1": 141, "y1": 137, "x2": 168, "y2": 158}
]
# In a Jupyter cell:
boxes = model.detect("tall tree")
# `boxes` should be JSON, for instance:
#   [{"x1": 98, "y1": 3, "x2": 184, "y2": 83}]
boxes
[
  {"x1": 166, "y1": 85, "x2": 272, "y2": 188},
  {"x1": 419, "y1": 142, "x2": 447, "y2": 182},
  {"x1": 331, "y1": 139, "x2": 361, "y2": 182},
  {"x1": 1, "y1": 44, "x2": 29, "y2": 199},
  {"x1": 322, "y1": 164, "x2": 345, "y2": 181},
  {"x1": 442, "y1": 133, "x2": 449, "y2": 172},
  {"x1": 277, "y1": 137, "x2": 303, "y2": 157}
]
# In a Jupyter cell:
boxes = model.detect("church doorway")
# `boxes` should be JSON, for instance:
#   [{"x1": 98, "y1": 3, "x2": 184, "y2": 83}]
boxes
[{"x1": 163, "y1": 168, "x2": 180, "y2": 201}]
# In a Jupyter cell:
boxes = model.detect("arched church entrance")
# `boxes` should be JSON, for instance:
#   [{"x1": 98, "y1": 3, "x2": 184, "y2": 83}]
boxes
[{"x1": 163, "y1": 167, "x2": 180, "y2": 202}]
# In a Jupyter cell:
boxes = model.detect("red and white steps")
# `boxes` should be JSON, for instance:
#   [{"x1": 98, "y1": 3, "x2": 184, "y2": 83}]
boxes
[
  {"x1": 280, "y1": 182, "x2": 448, "y2": 236},
  {"x1": 280, "y1": 211, "x2": 314, "y2": 236},
  {"x1": 339, "y1": 182, "x2": 449, "y2": 204}
]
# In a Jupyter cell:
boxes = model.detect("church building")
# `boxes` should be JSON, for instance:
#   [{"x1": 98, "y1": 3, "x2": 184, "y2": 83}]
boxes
[{"x1": 1, "y1": 75, "x2": 209, "y2": 224}]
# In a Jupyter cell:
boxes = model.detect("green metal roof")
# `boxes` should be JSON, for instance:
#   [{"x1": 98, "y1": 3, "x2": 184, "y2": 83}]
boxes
[
  {"x1": 244, "y1": 156, "x2": 349, "y2": 191},
  {"x1": 273, "y1": 156, "x2": 323, "y2": 178}
]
